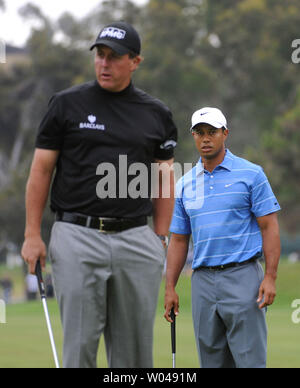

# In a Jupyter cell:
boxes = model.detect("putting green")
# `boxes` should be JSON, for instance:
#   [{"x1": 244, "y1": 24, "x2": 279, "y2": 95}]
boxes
[{"x1": 0, "y1": 260, "x2": 299, "y2": 368}]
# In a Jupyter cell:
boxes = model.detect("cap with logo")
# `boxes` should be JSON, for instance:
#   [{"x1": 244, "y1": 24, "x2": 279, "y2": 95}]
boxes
[
  {"x1": 90, "y1": 21, "x2": 141, "y2": 56},
  {"x1": 190, "y1": 107, "x2": 228, "y2": 131}
]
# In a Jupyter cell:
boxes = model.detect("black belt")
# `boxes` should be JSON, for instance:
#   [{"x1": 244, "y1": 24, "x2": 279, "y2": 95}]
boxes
[
  {"x1": 194, "y1": 256, "x2": 260, "y2": 272},
  {"x1": 55, "y1": 212, "x2": 147, "y2": 233}
]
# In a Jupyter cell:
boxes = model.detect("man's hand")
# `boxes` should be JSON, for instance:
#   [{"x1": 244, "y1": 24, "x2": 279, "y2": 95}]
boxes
[
  {"x1": 21, "y1": 236, "x2": 47, "y2": 274},
  {"x1": 257, "y1": 274, "x2": 277, "y2": 309},
  {"x1": 164, "y1": 287, "x2": 179, "y2": 323}
]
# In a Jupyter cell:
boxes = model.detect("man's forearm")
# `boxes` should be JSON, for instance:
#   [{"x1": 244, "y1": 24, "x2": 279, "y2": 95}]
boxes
[
  {"x1": 22, "y1": 167, "x2": 54, "y2": 273},
  {"x1": 261, "y1": 225, "x2": 281, "y2": 279},
  {"x1": 165, "y1": 234, "x2": 190, "y2": 289},
  {"x1": 164, "y1": 233, "x2": 190, "y2": 321},
  {"x1": 256, "y1": 213, "x2": 281, "y2": 308},
  {"x1": 24, "y1": 169, "x2": 52, "y2": 238},
  {"x1": 152, "y1": 197, "x2": 174, "y2": 235},
  {"x1": 22, "y1": 149, "x2": 58, "y2": 273},
  {"x1": 257, "y1": 213, "x2": 281, "y2": 279},
  {"x1": 152, "y1": 158, "x2": 175, "y2": 235},
  {"x1": 24, "y1": 149, "x2": 58, "y2": 238}
]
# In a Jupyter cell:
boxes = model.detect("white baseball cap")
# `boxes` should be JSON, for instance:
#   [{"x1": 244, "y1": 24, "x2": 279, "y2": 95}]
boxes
[{"x1": 190, "y1": 107, "x2": 227, "y2": 131}]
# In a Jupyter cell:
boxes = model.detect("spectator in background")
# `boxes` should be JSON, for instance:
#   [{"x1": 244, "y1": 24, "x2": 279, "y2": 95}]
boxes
[{"x1": 0, "y1": 275, "x2": 13, "y2": 304}]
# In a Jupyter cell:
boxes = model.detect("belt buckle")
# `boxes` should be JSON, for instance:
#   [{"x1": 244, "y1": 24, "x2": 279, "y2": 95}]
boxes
[{"x1": 99, "y1": 218, "x2": 107, "y2": 233}]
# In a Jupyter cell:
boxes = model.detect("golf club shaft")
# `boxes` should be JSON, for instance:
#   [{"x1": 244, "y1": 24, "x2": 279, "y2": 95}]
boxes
[
  {"x1": 41, "y1": 297, "x2": 60, "y2": 368},
  {"x1": 170, "y1": 307, "x2": 176, "y2": 368},
  {"x1": 35, "y1": 260, "x2": 60, "y2": 368}
]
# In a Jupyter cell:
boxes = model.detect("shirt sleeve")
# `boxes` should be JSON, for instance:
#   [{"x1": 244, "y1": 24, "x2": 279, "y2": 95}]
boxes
[
  {"x1": 154, "y1": 108, "x2": 178, "y2": 160},
  {"x1": 35, "y1": 94, "x2": 65, "y2": 150},
  {"x1": 250, "y1": 167, "x2": 281, "y2": 217},
  {"x1": 169, "y1": 179, "x2": 192, "y2": 235}
]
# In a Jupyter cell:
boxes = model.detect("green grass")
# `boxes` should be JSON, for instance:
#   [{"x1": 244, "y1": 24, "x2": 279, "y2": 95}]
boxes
[{"x1": 0, "y1": 260, "x2": 299, "y2": 368}]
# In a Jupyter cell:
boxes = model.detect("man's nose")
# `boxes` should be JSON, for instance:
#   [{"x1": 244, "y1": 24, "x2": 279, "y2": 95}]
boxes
[{"x1": 100, "y1": 56, "x2": 109, "y2": 67}]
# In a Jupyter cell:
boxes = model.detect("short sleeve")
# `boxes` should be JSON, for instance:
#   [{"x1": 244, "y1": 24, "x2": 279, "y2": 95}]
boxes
[
  {"x1": 35, "y1": 95, "x2": 65, "y2": 150},
  {"x1": 169, "y1": 180, "x2": 192, "y2": 235},
  {"x1": 154, "y1": 108, "x2": 178, "y2": 160},
  {"x1": 250, "y1": 168, "x2": 281, "y2": 217}
]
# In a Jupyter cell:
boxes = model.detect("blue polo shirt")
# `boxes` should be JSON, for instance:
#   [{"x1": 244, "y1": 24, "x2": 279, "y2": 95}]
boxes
[{"x1": 170, "y1": 149, "x2": 281, "y2": 269}]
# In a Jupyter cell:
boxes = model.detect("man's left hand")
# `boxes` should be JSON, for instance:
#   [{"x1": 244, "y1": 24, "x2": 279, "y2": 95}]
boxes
[{"x1": 257, "y1": 275, "x2": 277, "y2": 309}]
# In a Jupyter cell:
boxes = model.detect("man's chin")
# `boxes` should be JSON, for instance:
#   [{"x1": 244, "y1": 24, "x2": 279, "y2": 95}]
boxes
[
  {"x1": 200, "y1": 150, "x2": 216, "y2": 160},
  {"x1": 99, "y1": 80, "x2": 115, "y2": 91}
]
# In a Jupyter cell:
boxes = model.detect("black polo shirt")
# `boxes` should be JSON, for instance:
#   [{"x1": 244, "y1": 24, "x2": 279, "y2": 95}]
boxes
[{"x1": 36, "y1": 80, "x2": 178, "y2": 218}]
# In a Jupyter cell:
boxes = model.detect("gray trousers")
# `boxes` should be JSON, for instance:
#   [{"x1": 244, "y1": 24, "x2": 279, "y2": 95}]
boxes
[
  {"x1": 49, "y1": 222, "x2": 165, "y2": 368},
  {"x1": 191, "y1": 260, "x2": 267, "y2": 368}
]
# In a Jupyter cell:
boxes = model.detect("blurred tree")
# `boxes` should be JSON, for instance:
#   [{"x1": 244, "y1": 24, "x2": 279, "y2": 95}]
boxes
[
  {"x1": 18, "y1": 2, "x2": 51, "y2": 28},
  {"x1": 199, "y1": 0, "x2": 300, "y2": 152},
  {"x1": 57, "y1": 12, "x2": 92, "y2": 49},
  {"x1": 88, "y1": 0, "x2": 142, "y2": 27},
  {"x1": 247, "y1": 88, "x2": 300, "y2": 234},
  {"x1": 135, "y1": 0, "x2": 217, "y2": 163},
  {"x1": 0, "y1": 3, "x2": 95, "y2": 249},
  {"x1": 0, "y1": 0, "x2": 300, "y2": 247},
  {"x1": 0, "y1": 0, "x2": 5, "y2": 11},
  {"x1": 0, "y1": 62, "x2": 55, "y2": 247},
  {"x1": 19, "y1": 4, "x2": 93, "y2": 89}
]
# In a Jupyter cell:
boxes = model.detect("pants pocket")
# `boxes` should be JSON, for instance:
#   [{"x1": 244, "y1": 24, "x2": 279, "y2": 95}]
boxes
[
  {"x1": 146, "y1": 226, "x2": 166, "y2": 256},
  {"x1": 48, "y1": 222, "x2": 59, "y2": 264},
  {"x1": 254, "y1": 260, "x2": 265, "y2": 283}
]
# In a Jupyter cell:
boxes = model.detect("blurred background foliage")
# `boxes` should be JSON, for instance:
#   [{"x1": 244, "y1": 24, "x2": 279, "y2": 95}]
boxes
[{"x1": 0, "y1": 0, "x2": 300, "y2": 256}]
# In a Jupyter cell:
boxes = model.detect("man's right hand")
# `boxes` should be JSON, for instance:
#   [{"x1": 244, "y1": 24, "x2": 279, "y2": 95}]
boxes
[{"x1": 21, "y1": 236, "x2": 47, "y2": 274}]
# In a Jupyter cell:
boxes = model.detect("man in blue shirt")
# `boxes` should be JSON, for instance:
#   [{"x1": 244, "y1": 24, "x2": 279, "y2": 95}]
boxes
[{"x1": 164, "y1": 107, "x2": 281, "y2": 368}]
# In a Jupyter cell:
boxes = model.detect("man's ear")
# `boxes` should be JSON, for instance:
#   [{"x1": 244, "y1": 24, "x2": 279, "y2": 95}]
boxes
[
  {"x1": 223, "y1": 129, "x2": 229, "y2": 140},
  {"x1": 130, "y1": 55, "x2": 143, "y2": 72}
]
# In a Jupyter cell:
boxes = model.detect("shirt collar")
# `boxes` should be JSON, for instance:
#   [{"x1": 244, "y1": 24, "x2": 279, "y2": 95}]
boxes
[
  {"x1": 197, "y1": 149, "x2": 234, "y2": 173},
  {"x1": 95, "y1": 80, "x2": 134, "y2": 97},
  {"x1": 219, "y1": 149, "x2": 234, "y2": 171}
]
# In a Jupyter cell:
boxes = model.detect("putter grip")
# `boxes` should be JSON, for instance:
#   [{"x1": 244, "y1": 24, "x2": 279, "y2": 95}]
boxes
[
  {"x1": 35, "y1": 260, "x2": 46, "y2": 298},
  {"x1": 170, "y1": 307, "x2": 176, "y2": 354}
]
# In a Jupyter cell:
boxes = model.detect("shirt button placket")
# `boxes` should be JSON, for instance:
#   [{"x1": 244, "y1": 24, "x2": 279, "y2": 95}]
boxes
[{"x1": 209, "y1": 175, "x2": 214, "y2": 192}]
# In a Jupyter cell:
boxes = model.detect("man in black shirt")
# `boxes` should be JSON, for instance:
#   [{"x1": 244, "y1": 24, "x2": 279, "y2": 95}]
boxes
[{"x1": 21, "y1": 22, "x2": 177, "y2": 368}]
